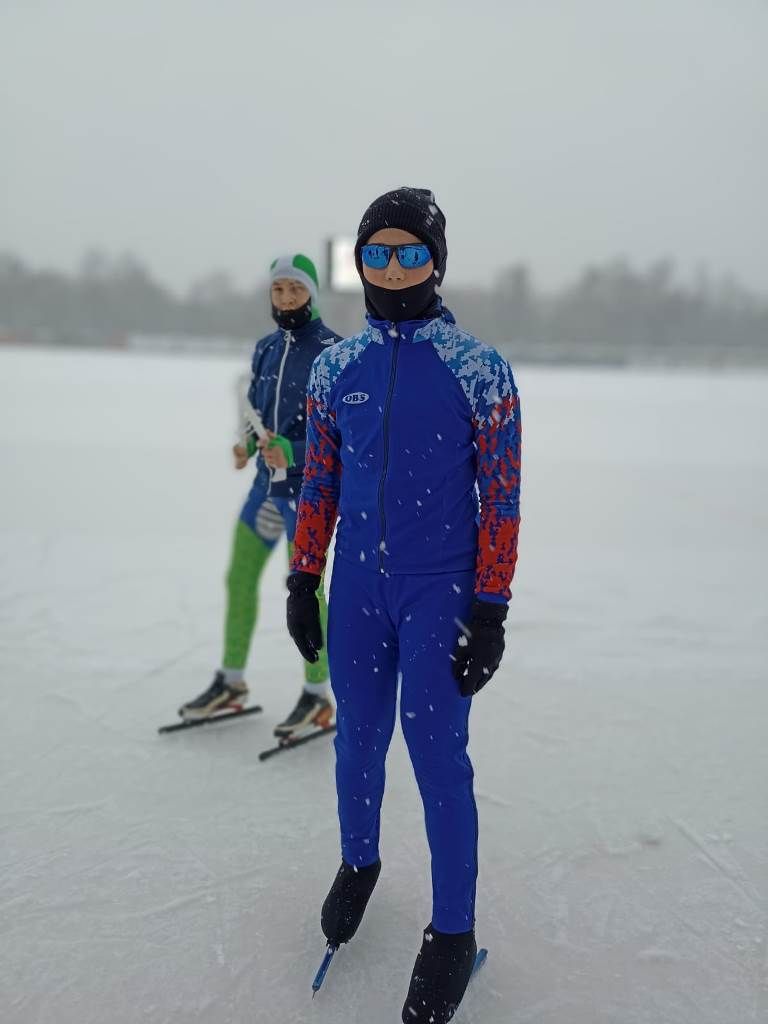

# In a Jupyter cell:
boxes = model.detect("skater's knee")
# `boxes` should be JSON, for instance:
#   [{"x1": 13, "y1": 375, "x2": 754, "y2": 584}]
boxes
[
  {"x1": 335, "y1": 729, "x2": 390, "y2": 775},
  {"x1": 227, "y1": 524, "x2": 270, "y2": 590},
  {"x1": 401, "y1": 724, "x2": 473, "y2": 791},
  {"x1": 412, "y1": 757, "x2": 474, "y2": 797}
]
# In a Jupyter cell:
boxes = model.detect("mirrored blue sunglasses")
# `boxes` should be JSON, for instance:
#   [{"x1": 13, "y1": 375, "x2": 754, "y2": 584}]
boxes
[{"x1": 360, "y1": 243, "x2": 432, "y2": 270}]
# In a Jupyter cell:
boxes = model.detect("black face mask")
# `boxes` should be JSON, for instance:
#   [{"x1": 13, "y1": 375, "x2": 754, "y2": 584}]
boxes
[
  {"x1": 363, "y1": 275, "x2": 441, "y2": 323},
  {"x1": 272, "y1": 298, "x2": 312, "y2": 331}
]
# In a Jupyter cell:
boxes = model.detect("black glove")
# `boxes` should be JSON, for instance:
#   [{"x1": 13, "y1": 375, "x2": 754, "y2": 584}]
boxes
[
  {"x1": 286, "y1": 571, "x2": 323, "y2": 663},
  {"x1": 451, "y1": 599, "x2": 507, "y2": 697}
]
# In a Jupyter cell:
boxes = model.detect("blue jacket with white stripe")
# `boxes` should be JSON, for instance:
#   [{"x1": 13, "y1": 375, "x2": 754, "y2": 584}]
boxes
[{"x1": 247, "y1": 317, "x2": 342, "y2": 498}]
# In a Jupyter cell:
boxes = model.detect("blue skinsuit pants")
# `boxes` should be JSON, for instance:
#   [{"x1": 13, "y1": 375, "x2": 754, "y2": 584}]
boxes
[{"x1": 327, "y1": 558, "x2": 478, "y2": 934}]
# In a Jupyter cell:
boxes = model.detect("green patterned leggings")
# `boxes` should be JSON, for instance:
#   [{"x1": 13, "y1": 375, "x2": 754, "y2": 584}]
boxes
[{"x1": 223, "y1": 517, "x2": 329, "y2": 684}]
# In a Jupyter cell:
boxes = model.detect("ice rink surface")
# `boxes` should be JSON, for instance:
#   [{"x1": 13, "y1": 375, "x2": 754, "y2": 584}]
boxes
[{"x1": 1, "y1": 346, "x2": 766, "y2": 1024}]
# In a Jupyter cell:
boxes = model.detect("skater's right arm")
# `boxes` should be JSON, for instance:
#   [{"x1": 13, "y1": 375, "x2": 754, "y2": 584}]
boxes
[
  {"x1": 233, "y1": 337, "x2": 269, "y2": 468},
  {"x1": 290, "y1": 355, "x2": 341, "y2": 576},
  {"x1": 233, "y1": 443, "x2": 250, "y2": 469}
]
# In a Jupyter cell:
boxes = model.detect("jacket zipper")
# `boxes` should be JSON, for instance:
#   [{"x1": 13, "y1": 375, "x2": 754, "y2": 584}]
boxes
[
  {"x1": 274, "y1": 330, "x2": 292, "y2": 433},
  {"x1": 377, "y1": 327, "x2": 400, "y2": 572},
  {"x1": 266, "y1": 330, "x2": 292, "y2": 493}
]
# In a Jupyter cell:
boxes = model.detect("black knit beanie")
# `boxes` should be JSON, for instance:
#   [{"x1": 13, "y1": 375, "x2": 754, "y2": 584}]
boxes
[{"x1": 355, "y1": 187, "x2": 448, "y2": 284}]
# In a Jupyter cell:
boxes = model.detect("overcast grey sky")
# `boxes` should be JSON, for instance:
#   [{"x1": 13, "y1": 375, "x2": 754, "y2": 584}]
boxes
[{"x1": 1, "y1": 0, "x2": 766, "y2": 293}]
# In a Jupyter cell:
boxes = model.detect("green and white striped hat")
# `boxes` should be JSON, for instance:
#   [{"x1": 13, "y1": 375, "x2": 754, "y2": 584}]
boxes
[{"x1": 269, "y1": 253, "x2": 319, "y2": 308}]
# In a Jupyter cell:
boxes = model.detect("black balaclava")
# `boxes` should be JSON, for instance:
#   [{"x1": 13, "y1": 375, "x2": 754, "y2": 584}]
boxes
[
  {"x1": 354, "y1": 187, "x2": 447, "y2": 323},
  {"x1": 271, "y1": 297, "x2": 313, "y2": 331}
]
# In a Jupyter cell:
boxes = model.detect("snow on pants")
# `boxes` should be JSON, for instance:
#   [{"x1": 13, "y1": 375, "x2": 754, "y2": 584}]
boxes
[{"x1": 327, "y1": 557, "x2": 478, "y2": 934}]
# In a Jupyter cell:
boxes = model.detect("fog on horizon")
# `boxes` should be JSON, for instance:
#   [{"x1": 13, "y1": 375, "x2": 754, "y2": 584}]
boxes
[{"x1": 1, "y1": 0, "x2": 766, "y2": 296}]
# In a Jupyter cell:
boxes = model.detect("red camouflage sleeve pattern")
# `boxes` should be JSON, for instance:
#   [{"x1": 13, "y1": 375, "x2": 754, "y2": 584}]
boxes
[
  {"x1": 474, "y1": 389, "x2": 521, "y2": 601},
  {"x1": 290, "y1": 389, "x2": 341, "y2": 576},
  {"x1": 428, "y1": 322, "x2": 521, "y2": 603}
]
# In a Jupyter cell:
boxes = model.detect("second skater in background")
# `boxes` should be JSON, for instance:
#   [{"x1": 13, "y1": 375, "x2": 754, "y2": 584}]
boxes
[{"x1": 179, "y1": 254, "x2": 341, "y2": 738}]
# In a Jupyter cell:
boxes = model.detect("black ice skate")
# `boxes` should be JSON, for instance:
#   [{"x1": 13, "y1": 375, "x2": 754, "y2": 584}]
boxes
[
  {"x1": 321, "y1": 859, "x2": 382, "y2": 947},
  {"x1": 401, "y1": 924, "x2": 478, "y2": 1024},
  {"x1": 273, "y1": 689, "x2": 333, "y2": 739},
  {"x1": 178, "y1": 672, "x2": 249, "y2": 721}
]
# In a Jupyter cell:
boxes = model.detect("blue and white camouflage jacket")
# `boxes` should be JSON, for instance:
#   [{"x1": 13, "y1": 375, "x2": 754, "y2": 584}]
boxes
[{"x1": 291, "y1": 310, "x2": 522, "y2": 603}]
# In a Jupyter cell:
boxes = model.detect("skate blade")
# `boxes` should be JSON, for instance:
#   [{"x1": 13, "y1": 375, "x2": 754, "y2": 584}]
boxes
[
  {"x1": 273, "y1": 709, "x2": 335, "y2": 740},
  {"x1": 472, "y1": 948, "x2": 488, "y2": 976},
  {"x1": 160, "y1": 705, "x2": 262, "y2": 734},
  {"x1": 179, "y1": 700, "x2": 245, "y2": 723},
  {"x1": 312, "y1": 944, "x2": 338, "y2": 995},
  {"x1": 258, "y1": 723, "x2": 337, "y2": 762}
]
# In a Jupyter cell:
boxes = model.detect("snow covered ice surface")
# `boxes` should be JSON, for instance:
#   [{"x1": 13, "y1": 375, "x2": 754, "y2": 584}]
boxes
[{"x1": 1, "y1": 346, "x2": 767, "y2": 1024}]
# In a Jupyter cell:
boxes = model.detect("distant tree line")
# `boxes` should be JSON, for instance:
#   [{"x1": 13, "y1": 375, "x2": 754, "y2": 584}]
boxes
[{"x1": 1, "y1": 249, "x2": 766, "y2": 366}]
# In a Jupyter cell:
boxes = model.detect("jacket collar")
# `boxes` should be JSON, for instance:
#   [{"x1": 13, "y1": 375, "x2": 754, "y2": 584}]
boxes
[
  {"x1": 278, "y1": 316, "x2": 327, "y2": 342},
  {"x1": 366, "y1": 308, "x2": 455, "y2": 345}
]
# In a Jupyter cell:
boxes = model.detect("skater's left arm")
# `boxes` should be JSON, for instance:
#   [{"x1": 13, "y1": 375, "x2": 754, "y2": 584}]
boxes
[{"x1": 473, "y1": 354, "x2": 521, "y2": 604}]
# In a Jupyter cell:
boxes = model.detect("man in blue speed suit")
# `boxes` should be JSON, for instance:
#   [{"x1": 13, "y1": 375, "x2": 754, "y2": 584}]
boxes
[{"x1": 285, "y1": 189, "x2": 522, "y2": 1023}]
